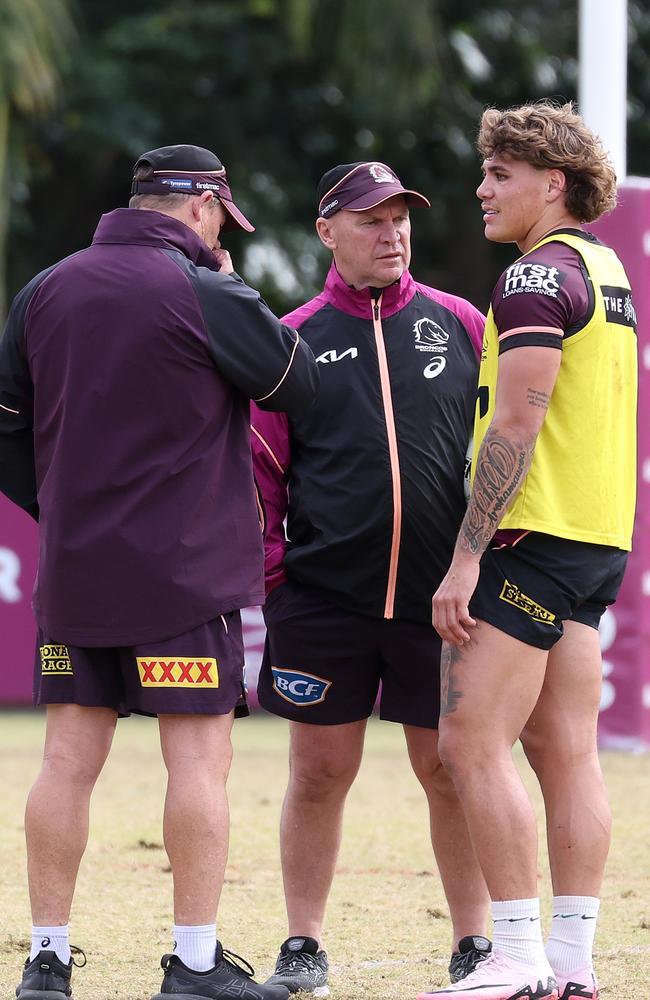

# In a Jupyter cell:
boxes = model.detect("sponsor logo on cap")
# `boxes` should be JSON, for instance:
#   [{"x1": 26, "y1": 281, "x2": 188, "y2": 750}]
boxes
[
  {"x1": 40, "y1": 644, "x2": 73, "y2": 676},
  {"x1": 196, "y1": 181, "x2": 220, "y2": 191},
  {"x1": 137, "y1": 657, "x2": 219, "y2": 688},
  {"x1": 271, "y1": 667, "x2": 331, "y2": 706},
  {"x1": 499, "y1": 580, "x2": 556, "y2": 624},
  {"x1": 369, "y1": 163, "x2": 396, "y2": 184},
  {"x1": 161, "y1": 178, "x2": 193, "y2": 189},
  {"x1": 321, "y1": 198, "x2": 339, "y2": 216}
]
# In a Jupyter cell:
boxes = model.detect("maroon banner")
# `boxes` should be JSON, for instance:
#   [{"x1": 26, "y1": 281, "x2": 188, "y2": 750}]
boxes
[
  {"x1": 0, "y1": 496, "x2": 38, "y2": 702},
  {"x1": 591, "y1": 179, "x2": 650, "y2": 748}
]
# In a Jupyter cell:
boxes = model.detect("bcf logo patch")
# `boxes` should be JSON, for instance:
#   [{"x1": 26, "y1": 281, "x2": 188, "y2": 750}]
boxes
[
  {"x1": 136, "y1": 657, "x2": 219, "y2": 688},
  {"x1": 271, "y1": 667, "x2": 331, "y2": 706}
]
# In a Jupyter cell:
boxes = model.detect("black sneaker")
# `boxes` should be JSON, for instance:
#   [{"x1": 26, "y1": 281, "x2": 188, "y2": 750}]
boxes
[
  {"x1": 448, "y1": 935, "x2": 492, "y2": 983},
  {"x1": 265, "y1": 937, "x2": 329, "y2": 997},
  {"x1": 16, "y1": 947, "x2": 86, "y2": 1000},
  {"x1": 151, "y1": 941, "x2": 290, "y2": 999}
]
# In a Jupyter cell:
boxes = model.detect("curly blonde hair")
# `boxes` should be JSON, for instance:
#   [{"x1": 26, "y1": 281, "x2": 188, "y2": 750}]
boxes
[{"x1": 477, "y1": 101, "x2": 617, "y2": 222}]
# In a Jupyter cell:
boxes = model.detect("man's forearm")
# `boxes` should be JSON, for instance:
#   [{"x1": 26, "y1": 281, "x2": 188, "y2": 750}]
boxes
[{"x1": 456, "y1": 422, "x2": 536, "y2": 559}]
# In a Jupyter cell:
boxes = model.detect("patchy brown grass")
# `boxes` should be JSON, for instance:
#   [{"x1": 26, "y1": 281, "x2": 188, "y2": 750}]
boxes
[{"x1": 1, "y1": 712, "x2": 648, "y2": 999}]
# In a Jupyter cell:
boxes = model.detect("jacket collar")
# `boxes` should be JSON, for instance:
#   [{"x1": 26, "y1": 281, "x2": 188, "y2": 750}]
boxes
[
  {"x1": 92, "y1": 208, "x2": 220, "y2": 271},
  {"x1": 323, "y1": 261, "x2": 417, "y2": 319}
]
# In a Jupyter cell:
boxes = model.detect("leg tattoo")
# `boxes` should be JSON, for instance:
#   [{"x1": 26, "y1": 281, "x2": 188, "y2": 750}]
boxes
[{"x1": 440, "y1": 642, "x2": 464, "y2": 717}]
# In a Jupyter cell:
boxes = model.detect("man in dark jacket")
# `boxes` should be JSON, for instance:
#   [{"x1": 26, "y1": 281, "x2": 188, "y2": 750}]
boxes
[
  {"x1": 252, "y1": 161, "x2": 491, "y2": 996},
  {"x1": 0, "y1": 143, "x2": 317, "y2": 1000}
]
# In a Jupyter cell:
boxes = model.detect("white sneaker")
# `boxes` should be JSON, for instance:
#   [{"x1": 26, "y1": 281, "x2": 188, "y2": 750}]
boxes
[
  {"x1": 416, "y1": 950, "x2": 558, "y2": 999},
  {"x1": 555, "y1": 967, "x2": 599, "y2": 1000}
]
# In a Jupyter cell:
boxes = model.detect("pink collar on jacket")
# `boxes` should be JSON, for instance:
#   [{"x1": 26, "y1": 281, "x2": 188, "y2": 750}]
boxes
[{"x1": 323, "y1": 262, "x2": 416, "y2": 319}]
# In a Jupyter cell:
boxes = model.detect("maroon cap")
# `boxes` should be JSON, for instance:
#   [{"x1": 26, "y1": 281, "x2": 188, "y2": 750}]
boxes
[
  {"x1": 317, "y1": 161, "x2": 430, "y2": 218},
  {"x1": 131, "y1": 144, "x2": 255, "y2": 233}
]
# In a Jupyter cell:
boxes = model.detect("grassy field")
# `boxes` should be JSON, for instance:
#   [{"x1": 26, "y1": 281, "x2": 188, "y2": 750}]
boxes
[{"x1": 1, "y1": 711, "x2": 649, "y2": 999}]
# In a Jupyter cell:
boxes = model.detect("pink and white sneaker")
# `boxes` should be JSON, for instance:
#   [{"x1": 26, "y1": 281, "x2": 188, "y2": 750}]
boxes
[
  {"x1": 555, "y1": 968, "x2": 599, "y2": 999},
  {"x1": 416, "y1": 951, "x2": 558, "y2": 1000}
]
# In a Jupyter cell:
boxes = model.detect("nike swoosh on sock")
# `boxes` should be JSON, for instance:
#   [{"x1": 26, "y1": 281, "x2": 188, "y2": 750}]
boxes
[{"x1": 493, "y1": 916, "x2": 541, "y2": 923}]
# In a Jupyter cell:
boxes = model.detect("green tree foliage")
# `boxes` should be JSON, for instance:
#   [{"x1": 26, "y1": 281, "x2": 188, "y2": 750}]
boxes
[
  {"x1": 4, "y1": 0, "x2": 649, "y2": 318},
  {"x1": 0, "y1": 0, "x2": 75, "y2": 317}
]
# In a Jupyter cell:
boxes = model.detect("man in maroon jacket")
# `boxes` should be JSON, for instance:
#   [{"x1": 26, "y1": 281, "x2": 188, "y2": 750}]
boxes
[{"x1": 0, "y1": 144, "x2": 317, "y2": 1000}]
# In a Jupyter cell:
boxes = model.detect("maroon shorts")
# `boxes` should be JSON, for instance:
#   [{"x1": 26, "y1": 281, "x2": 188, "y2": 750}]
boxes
[
  {"x1": 469, "y1": 532, "x2": 628, "y2": 651},
  {"x1": 34, "y1": 613, "x2": 249, "y2": 718},
  {"x1": 257, "y1": 581, "x2": 442, "y2": 729}
]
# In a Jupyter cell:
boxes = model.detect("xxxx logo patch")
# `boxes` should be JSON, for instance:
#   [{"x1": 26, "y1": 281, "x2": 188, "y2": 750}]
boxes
[
  {"x1": 40, "y1": 644, "x2": 73, "y2": 676},
  {"x1": 499, "y1": 580, "x2": 556, "y2": 625},
  {"x1": 137, "y1": 657, "x2": 219, "y2": 688}
]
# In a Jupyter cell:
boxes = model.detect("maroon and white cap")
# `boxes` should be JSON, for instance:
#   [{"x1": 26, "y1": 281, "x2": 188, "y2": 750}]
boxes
[
  {"x1": 317, "y1": 161, "x2": 430, "y2": 219},
  {"x1": 131, "y1": 144, "x2": 255, "y2": 233}
]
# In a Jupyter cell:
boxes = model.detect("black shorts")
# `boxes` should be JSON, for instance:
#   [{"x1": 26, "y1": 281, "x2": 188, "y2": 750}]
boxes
[
  {"x1": 257, "y1": 580, "x2": 442, "y2": 729},
  {"x1": 34, "y1": 613, "x2": 249, "y2": 718},
  {"x1": 469, "y1": 532, "x2": 628, "y2": 651}
]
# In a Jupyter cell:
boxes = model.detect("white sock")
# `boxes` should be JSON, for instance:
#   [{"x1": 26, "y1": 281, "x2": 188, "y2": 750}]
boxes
[
  {"x1": 546, "y1": 895, "x2": 600, "y2": 974},
  {"x1": 492, "y1": 898, "x2": 548, "y2": 967},
  {"x1": 31, "y1": 925, "x2": 70, "y2": 964},
  {"x1": 173, "y1": 924, "x2": 217, "y2": 972}
]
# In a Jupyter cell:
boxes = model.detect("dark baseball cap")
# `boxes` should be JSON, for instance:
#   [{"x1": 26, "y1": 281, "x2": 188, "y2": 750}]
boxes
[
  {"x1": 317, "y1": 161, "x2": 430, "y2": 219},
  {"x1": 131, "y1": 144, "x2": 255, "y2": 233}
]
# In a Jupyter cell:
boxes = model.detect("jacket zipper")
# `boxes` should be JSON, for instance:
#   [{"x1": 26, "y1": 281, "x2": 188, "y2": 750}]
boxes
[{"x1": 371, "y1": 294, "x2": 402, "y2": 619}]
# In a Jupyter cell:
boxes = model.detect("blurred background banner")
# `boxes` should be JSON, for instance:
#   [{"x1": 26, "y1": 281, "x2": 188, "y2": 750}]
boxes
[
  {"x1": 0, "y1": 498, "x2": 37, "y2": 702},
  {"x1": 591, "y1": 181, "x2": 650, "y2": 749}
]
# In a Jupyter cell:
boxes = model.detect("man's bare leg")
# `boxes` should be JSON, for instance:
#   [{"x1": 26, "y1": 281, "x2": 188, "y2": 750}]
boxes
[
  {"x1": 158, "y1": 712, "x2": 234, "y2": 925},
  {"x1": 280, "y1": 719, "x2": 366, "y2": 942},
  {"x1": 436, "y1": 621, "x2": 548, "y2": 901},
  {"x1": 521, "y1": 620, "x2": 610, "y2": 895},
  {"x1": 26, "y1": 704, "x2": 118, "y2": 926},
  {"x1": 521, "y1": 620, "x2": 610, "y2": 984},
  {"x1": 404, "y1": 724, "x2": 490, "y2": 950}
]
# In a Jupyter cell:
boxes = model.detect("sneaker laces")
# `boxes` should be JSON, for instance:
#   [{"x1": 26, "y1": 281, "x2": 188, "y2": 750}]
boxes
[
  {"x1": 275, "y1": 949, "x2": 321, "y2": 975},
  {"x1": 70, "y1": 946, "x2": 87, "y2": 968},
  {"x1": 451, "y1": 946, "x2": 486, "y2": 981},
  {"x1": 221, "y1": 948, "x2": 255, "y2": 980},
  {"x1": 452, "y1": 952, "x2": 514, "y2": 987}
]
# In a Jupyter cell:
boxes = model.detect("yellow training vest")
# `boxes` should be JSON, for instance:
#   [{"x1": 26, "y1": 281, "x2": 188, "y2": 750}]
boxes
[{"x1": 472, "y1": 231, "x2": 637, "y2": 550}]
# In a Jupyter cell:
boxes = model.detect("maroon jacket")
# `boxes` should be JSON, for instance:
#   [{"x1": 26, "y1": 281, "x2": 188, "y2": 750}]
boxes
[{"x1": 0, "y1": 209, "x2": 318, "y2": 645}]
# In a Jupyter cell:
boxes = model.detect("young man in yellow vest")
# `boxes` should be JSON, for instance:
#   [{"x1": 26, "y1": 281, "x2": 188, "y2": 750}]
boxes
[{"x1": 419, "y1": 103, "x2": 637, "y2": 1000}]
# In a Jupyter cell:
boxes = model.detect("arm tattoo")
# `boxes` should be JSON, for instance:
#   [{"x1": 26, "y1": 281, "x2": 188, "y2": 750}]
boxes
[
  {"x1": 527, "y1": 387, "x2": 551, "y2": 410},
  {"x1": 440, "y1": 642, "x2": 463, "y2": 717},
  {"x1": 457, "y1": 425, "x2": 535, "y2": 557}
]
